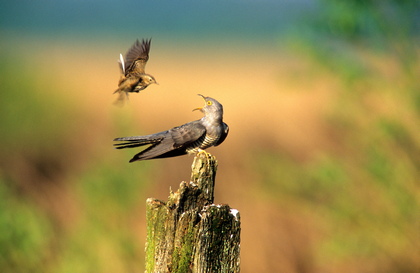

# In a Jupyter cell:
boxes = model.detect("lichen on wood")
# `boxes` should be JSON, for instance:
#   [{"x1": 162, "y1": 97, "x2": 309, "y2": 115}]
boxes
[{"x1": 145, "y1": 153, "x2": 240, "y2": 273}]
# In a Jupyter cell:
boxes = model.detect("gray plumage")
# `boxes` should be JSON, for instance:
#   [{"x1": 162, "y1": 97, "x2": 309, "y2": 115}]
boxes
[{"x1": 114, "y1": 95, "x2": 229, "y2": 162}]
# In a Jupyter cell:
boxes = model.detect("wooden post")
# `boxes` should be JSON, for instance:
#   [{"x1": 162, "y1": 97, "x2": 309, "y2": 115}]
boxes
[{"x1": 145, "y1": 153, "x2": 241, "y2": 273}]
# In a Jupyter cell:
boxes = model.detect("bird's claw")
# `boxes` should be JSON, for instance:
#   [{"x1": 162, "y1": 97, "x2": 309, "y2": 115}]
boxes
[{"x1": 196, "y1": 149, "x2": 211, "y2": 160}]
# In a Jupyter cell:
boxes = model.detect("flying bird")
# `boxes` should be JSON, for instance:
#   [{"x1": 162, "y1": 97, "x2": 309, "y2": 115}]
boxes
[
  {"x1": 114, "y1": 95, "x2": 229, "y2": 162},
  {"x1": 114, "y1": 38, "x2": 158, "y2": 105}
]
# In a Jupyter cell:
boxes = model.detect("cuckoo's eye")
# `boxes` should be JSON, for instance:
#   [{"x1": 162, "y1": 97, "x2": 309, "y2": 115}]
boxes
[{"x1": 207, "y1": 100, "x2": 213, "y2": 106}]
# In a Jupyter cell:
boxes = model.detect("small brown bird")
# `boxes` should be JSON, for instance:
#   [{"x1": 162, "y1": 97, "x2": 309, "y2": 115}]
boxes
[{"x1": 113, "y1": 38, "x2": 158, "y2": 104}]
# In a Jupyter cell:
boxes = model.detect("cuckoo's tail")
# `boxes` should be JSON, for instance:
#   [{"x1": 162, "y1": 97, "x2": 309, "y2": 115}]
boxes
[{"x1": 113, "y1": 136, "x2": 158, "y2": 149}]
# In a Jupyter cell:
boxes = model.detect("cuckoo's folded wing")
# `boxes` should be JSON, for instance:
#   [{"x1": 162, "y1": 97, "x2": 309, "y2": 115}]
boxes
[
  {"x1": 215, "y1": 122, "x2": 229, "y2": 146},
  {"x1": 170, "y1": 121, "x2": 207, "y2": 148},
  {"x1": 129, "y1": 121, "x2": 207, "y2": 161}
]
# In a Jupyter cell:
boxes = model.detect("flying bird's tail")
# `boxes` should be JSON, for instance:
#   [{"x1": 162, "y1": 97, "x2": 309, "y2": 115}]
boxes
[{"x1": 113, "y1": 90, "x2": 129, "y2": 106}]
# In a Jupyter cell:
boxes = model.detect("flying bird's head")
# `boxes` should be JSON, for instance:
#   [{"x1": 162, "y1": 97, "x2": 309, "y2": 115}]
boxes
[
  {"x1": 193, "y1": 94, "x2": 224, "y2": 120},
  {"x1": 143, "y1": 74, "x2": 158, "y2": 85}
]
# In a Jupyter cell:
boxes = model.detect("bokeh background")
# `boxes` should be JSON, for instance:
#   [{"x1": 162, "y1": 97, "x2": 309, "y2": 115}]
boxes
[{"x1": 1, "y1": 0, "x2": 419, "y2": 272}]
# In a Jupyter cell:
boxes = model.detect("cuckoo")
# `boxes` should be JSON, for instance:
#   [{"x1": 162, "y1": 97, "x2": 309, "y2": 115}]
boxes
[
  {"x1": 113, "y1": 38, "x2": 158, "y2": 104},
  {"x1": 114, "y1": 95, "x2": 229, "y2": 162}
]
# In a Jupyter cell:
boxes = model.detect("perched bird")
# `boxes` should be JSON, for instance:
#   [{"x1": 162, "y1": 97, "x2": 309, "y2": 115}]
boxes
[
  {"x1": 114, "y1": 95, "x2": 229, "y2": 162},
  {"x1": 114, "y1": 38, "x2": 158, "y2": 104}
]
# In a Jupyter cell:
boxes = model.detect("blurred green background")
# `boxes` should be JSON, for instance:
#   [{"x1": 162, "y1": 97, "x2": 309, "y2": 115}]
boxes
[{"x1": 0, "y1": 0, "x2": 419, "y2": 272}]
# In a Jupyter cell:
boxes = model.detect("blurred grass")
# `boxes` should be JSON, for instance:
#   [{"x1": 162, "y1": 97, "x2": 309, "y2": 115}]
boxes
[
  {"x1": 54, "y1": 159, "x2": 152, "y2": 273},
  {"x1": 0, "y1": 180, "x2": 52, "y2": 273}
]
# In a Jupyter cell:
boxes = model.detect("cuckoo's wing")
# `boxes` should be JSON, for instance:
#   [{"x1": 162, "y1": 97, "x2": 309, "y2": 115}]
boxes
[
  {"x1": 170, "y1": 121, "x2": 207, "y2": 148},
  {"x1": 124, "y1": 39, "x2": 151, "y2": 75},
  {"x1": 215, "y1": 122, "x2": 229, "y2": 146},
  {"x1": 114, "y1": 120, "x2": 207, "y2": 161},
  {"x1": 130, "y1": 121, "x2": 207, "y2": 161}
]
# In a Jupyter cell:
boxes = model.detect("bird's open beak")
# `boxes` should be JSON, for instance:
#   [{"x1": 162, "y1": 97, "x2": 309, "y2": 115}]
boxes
[{"x1": 193, "y1": 94, "x2": 206, "y2": 111}]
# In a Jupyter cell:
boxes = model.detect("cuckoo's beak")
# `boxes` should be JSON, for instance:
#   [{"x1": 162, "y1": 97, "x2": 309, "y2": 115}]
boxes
[
  {"x1": 197, "y1": 94, "x2": 206, "y2": 100},
  {"x1": 193, "y1": 94, "x2": 206, "y2": 111}
]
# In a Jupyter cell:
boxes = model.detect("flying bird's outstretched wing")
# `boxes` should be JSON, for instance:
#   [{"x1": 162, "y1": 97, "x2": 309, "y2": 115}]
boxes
[{"x1": 123, "y1": 39, "x2": 151, "y2": 75}]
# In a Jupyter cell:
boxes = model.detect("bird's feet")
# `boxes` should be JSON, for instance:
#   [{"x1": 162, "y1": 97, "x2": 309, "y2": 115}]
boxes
[{"x1": 196, "y1": 149, "x2": 211, "y2": 160}]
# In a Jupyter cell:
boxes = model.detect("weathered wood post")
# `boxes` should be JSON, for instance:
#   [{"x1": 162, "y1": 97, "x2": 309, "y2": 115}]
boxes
[{"x1": 145, "y1": 153, "x2": 241, "y2": 273}]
